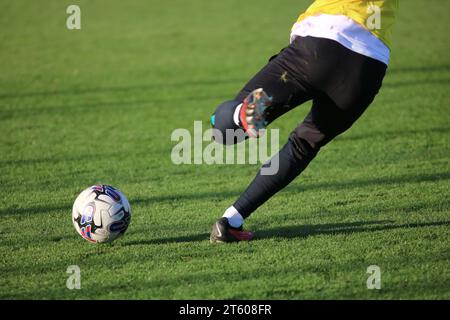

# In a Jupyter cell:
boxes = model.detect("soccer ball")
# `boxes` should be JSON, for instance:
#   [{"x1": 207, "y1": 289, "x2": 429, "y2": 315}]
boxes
[{"x1": 72, "y1": 185, "x2": 131, "y2": 243}]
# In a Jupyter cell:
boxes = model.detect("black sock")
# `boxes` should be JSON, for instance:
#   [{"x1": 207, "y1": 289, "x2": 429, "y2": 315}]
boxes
[{"x1": 233, "y1": 136, "x2": 317, "y2": 218}]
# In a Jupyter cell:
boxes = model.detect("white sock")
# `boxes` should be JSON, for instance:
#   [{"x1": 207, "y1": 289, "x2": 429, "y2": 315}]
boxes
[
  {"x1": 222, "y1": 206, "x2": 244, "y2": 228},
  {"x1": 233, "y1": 103, "x2": 243, "y2": 126}
]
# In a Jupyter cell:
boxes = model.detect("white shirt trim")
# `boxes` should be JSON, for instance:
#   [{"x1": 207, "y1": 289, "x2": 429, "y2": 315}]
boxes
[{"x1": 290, "y1": 14, "x2": 390, "y2": 65}]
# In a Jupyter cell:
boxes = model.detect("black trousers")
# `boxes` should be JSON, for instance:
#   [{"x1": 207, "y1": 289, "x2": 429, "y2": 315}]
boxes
[{"x1": 213, "y1": 36, "x2": 387, "y2": 218}]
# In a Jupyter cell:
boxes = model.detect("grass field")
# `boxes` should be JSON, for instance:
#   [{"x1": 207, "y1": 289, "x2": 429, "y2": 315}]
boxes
[{"x1": 0, "y1": 0, "x2": 449, "y2": 300}]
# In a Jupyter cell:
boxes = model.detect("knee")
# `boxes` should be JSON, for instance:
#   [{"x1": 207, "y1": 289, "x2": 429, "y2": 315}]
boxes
[
  {"x1": 288, "y1": 124, "x2": 324, "y2": 163},
  {"x1": 211, "y1": 100, "x2": 247, "y2": 145}
]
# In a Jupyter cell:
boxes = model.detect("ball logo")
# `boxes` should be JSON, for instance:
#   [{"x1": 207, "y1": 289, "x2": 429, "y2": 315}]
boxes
[
  {"x1": 80, "y1": 204, "x2": 95, "y2": 225},
  {"x1": 108, "y1": 221, "x2": 127, "y2": 232},
  {"x1": 105, "y1": 186, "x2": 121, "y2": 202},
  {"x1": 91, "y1": 185, "x2": 121, "y2": 202},
  {"x1": 91, "y1": 185, "x2": 104, "y2": 192},
  {"x1": 80, "y1": 225, "x2": 96, "y2": 243}
]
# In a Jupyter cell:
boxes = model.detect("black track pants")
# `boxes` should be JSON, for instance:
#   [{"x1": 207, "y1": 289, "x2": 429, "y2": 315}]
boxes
[{"x1": 212, "y1": 36, "x2": 387, "y2": 218}]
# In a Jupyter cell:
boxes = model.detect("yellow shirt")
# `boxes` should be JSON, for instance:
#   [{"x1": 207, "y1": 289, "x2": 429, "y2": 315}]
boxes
[{"x1": 295, "y1": 0, "x2": 399, "y2": 47}]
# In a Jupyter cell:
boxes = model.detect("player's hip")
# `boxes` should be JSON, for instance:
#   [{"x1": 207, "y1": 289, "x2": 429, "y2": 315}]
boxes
[{"x1": 276, "y1": 36, "x2": 387, "y2": 111}]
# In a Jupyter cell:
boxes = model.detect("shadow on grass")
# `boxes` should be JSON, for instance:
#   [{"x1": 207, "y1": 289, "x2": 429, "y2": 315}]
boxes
[
  {"x1": 387, "y1": 65, "x2": 450, "y2": 74},
  {"x1": 0, "y1": 78, "x2": 244, "y2": 100},
  {"x1": 255, "y1": 220, "x2": 450, "y2": 240},
  {"x1": 123, "y1": 220, "x2": 450, "y2": 246},
  {"x1": 130, "y1": 171, "x2": 450, "y2": 207},
  {"x1": 1, "y1": 64, "x2": 447, "y2": 100},
  {"x1": 124, "y1": 233, "x2": 210, "y2": 246},
  {"x1": 288, "y1": 171, "x2": 450, "y2": 193},
  {"x1": 383, "y1": 78, "x2": 450, "y2": 89},
  {"x1": 1, "y1": 171, "x2": 448, "y2": 217},
  {"x1": 337, "y1": 126, "x2": 450, "y2": 142},
  {"x1": 1, "y1": 93, "x2": 231, "y2": 116}
]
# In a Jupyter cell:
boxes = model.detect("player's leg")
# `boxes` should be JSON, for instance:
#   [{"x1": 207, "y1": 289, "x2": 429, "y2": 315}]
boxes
[
  {"x1": 210, "y1": 36, "x2": 387, "y2": 243},
  {"x1": 211, "y1": 45, "x2": 313, "y2": 145},
  {"x1": 213, "y1": 82, "x2": 385, "y2": 243},
  {"x1": 209, "y1": 46, "x2": 314, "y2": 242},
  {"x1": 232, "y1": 93, "x2": 362, "y2": 219},
  {"x1": 211, "y1": 94, "x2": 357, "y2": 243}
]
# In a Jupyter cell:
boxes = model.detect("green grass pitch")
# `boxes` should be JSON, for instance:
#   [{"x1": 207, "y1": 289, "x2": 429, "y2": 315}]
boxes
[{"x1": 0, "y1": 0, "x2": 449, "y2": 299}]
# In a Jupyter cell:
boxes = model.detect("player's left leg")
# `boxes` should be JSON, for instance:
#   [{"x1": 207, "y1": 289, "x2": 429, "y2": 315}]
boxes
[
  {"x1": 210, "y1": 93, "x2": 353, "y2": 243},
  {"x1": 232, "y1": 93, "x2": 364, "y2": 218},
  {"x1": 210, "y1": 93, "x2": 370, "y2": 243}
]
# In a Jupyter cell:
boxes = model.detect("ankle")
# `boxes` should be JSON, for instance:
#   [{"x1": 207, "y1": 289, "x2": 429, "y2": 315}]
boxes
[{"x1": 222, "y1": 206, "x2": 244, "y2": 228}]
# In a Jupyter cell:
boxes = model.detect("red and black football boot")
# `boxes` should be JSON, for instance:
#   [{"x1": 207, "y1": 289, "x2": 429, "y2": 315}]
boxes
[
  {"x1": 210, "y1": 217, "x2": 254, "y2": 243},
  {"x1": 239, "y1": 88, "x2": 272, "y2": 138}
]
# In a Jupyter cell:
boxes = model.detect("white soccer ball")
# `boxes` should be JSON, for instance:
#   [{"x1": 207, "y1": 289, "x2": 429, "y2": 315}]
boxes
[{"x1": 72, "y1": 185, "x2": 131, "y2": 243}]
